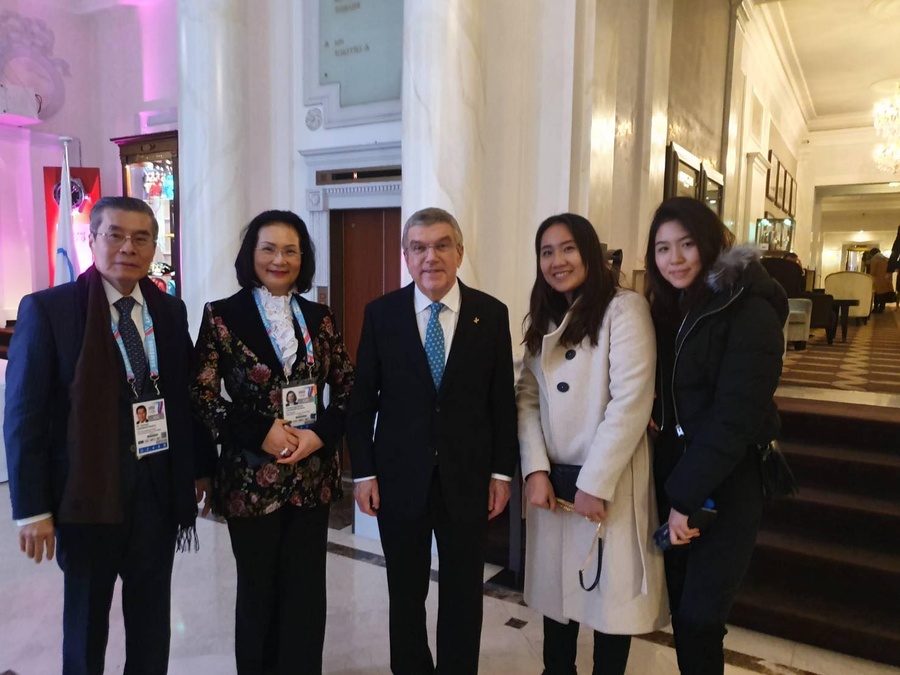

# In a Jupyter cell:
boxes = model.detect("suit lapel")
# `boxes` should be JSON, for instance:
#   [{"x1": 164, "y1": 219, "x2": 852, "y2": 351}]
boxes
[
  {"x1": 439, "y1": 281, "x2": 478, "y2": 396},
  {"x1": 397, "y1": 284, "x2": 437, "y2": 393},
  {"x1": 226, "y1": 288, "x2": 284, "y2": 376}
]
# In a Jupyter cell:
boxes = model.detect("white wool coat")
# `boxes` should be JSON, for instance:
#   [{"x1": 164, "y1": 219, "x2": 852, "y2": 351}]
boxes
[{"x1": 517, "y1": 290, "x2": 669, "y2": 634}]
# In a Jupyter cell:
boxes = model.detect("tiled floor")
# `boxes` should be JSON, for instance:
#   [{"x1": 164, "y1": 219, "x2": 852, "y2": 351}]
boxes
[{"x1": 1, "y1": 485, "x2": 898, "y2": 674}]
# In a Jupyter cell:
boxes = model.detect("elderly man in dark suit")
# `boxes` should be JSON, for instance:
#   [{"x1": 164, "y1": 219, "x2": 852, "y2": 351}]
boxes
[
  {"x1": 348, "y1": 207, "x2": 519, "y2": 674},
  {"x1": 4, "y1": 196, "x2": 215, "y2": 675}
]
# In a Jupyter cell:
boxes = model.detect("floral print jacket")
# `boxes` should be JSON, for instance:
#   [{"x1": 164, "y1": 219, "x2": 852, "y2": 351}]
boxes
[{"x1": 190, "y1": 288, "x2": 355, "y2": 518}]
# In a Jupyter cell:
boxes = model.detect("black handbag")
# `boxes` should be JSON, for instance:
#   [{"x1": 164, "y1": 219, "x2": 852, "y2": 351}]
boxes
[
  {"x1": 548, "y1": 463, "x2": 602, "y2": 591},
  {"x1": 548, "y1": 463, "x2": 581, "y2": 504},
  {"x1": 757, "y1": 440, "x2": 798, "y2": 500}
]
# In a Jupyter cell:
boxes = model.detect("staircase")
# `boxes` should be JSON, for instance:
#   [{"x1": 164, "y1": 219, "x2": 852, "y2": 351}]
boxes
[{"x1": 730, "y1": 397, "x2": 900, "y2": 667}]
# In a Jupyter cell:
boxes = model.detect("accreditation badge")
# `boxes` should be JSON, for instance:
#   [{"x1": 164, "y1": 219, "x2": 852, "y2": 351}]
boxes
[
  {"x1": 132, "y1": 398, "x2": 170, "y2": 458},
  {"x1": 281, "y1": 382, "x2": 317, "y2": 429}
]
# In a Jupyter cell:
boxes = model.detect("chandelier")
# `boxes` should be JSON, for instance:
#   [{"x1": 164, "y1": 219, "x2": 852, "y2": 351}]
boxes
[
  {"x1": 874, "y1": 142, "x2": 900, "y2": 173},
  {"x1": 873, "y1": 84, "x2": 900, "y2": 173},
  {"x1": 873, "y1": 85, "x2": 900, "y2": 140}
]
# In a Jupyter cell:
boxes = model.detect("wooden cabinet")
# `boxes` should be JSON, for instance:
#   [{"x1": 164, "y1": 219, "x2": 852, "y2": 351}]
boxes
[{"x1": 111, "y1": 131, "x2": 180, "y2": 297}]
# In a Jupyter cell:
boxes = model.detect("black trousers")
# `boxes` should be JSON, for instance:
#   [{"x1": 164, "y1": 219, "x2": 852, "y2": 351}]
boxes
[
  {"x1": 656, "y1": 452, "x2": 763, "y2": 675},
  {"x1": 542, "y1": 616, "x2": 632, "y2": 675},
  {"x1": 376, "y1": 471, "x2": 488, "y2": 675},
  {"x1": 56, "y1": 461, "x2": 177, "y2": 675},
  {"x1": 226, "y1": 503, "x2": 330, "y2": 675}
]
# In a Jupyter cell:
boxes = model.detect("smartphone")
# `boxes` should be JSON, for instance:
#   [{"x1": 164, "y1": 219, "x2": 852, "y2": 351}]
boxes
[{"x1": 687, "y1": 506, "x2": 718, "y2": 531}]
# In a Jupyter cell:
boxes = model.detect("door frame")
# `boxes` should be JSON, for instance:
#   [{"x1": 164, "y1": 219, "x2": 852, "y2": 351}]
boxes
[{"x1": 298, "y1": 142, "x2": 402, "y2": 306}]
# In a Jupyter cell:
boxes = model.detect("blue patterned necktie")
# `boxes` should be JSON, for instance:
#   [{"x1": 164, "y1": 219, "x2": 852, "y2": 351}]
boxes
[
  {"x1": 424, "y1": 301, "x2": 445, "y2": 388},
  {"x1": 114, "y1": 296, "x2": 147, "y2": 395}
]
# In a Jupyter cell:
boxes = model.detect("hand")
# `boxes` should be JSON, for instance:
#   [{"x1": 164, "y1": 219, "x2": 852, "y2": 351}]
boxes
[
  {"x1": 648, "y1": 417, "x2": 660, "y2": 433},
  {"x1": 524, "y1": 471, "x2": 556, "y2": 512},
  {"x1": 668, "y1": 507, "x2": 700, "y2": 546},
  {"x1": 19, "y1": 516, "x2": 55, "y2": 563},
  {"x1": 488, "y1": 478, "x2": 511, "y2": 520},
  {"x1": 354, "y1": 478, "x2": 380, "y2": 516},
  {"x1": 195, "y1": 478, "x2": 213, "y2": 517},
  {"x1": 261, "y1": 419, "x2": 302, "y2": 458},
  {"x1": 574, "y1": 489, "x2": 607, "y2": 522},
  {"x1": 276, "y1": 429, "x2": 324, "y2": 465}
]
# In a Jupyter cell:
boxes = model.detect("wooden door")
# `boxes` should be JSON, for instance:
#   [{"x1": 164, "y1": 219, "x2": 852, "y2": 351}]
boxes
[{"x1": 330, "y1": 208, "x2": 402, "y2": 472}]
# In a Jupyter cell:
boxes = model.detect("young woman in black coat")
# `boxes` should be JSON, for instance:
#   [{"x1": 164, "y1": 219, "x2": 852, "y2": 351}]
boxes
[{"x1": 645, "y1": 197, "x2": 788, "y2": 674}]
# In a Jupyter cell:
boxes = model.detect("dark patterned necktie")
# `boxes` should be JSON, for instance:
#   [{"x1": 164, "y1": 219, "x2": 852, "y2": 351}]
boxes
[
  {"x1": 424, "y1": 301, "x2": 445, "y2": 388},
  {"x1": 114, "y1": 296, "x2": 147, "y2": 395}
]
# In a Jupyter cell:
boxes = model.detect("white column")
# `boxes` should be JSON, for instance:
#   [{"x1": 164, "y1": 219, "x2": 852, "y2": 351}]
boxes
[
  {"x1": 402, "y1": 0, "x2": 581, "y2": 329},
  {"x1": 178, "y1": 0, "x2": 246, "y2": 336}
]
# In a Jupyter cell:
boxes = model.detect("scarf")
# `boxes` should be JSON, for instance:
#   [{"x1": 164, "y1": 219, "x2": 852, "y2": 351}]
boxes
[{"x1": 58, "y1": 266, "x2": 198, "y2": 550}]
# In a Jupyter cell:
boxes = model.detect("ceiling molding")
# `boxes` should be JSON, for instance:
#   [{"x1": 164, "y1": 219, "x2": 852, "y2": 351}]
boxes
[
  {"x1": 806, "y1": 126, "x2": 878, "y2": 147},
  {"x1": 757, "y1": 3, "x2": 816, "y2": 125},
  {"x1": 808, "y1": 112, "x2": 876, "y2": 133}
]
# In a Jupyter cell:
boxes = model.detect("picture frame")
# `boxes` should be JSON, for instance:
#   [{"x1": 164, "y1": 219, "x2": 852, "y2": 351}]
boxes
[
  {"x1": 766, "y1": 150, "x2": 778, "y2": 202},
  {"x1": 775, "y1": 162, "x2": 786, "y2": 209}
]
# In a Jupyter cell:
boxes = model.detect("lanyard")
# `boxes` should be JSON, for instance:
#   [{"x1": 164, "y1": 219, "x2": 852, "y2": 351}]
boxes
[
  {"x1": 252, "y1": 288, "x2": 315, "y2": 376},
  {"x1": 110, "y1": 300, "x2": 160, "y2": 399}
]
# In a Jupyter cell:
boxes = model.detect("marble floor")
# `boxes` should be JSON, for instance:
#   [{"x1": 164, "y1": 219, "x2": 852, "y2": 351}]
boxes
[{"x1": 1, "y1": 485, "x2": 898, "y2": 675}]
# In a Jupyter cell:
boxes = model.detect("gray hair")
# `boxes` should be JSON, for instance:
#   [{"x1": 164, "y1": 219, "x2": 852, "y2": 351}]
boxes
[
  {"x1": 90, "y1": 196, "x2": 159, "y2": 239},
  {"x1": 401, "y1": 207, "x2": 464, "y2": 249}
]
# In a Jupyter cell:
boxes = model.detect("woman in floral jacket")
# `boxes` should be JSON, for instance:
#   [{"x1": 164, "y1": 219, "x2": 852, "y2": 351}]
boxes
[{"x1": 191, "y1": 210, "x2": 354, "y2": 675}]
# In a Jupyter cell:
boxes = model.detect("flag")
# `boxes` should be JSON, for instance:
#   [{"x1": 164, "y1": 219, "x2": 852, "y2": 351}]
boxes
[{"x1": 54, "y1": 136, "x2": 78, "y2": 286}]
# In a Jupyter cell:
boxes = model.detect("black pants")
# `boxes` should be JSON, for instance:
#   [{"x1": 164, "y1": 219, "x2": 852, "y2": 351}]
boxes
[
  {"x1": 656, "y1": 451, "x2": 763, "y2": 675},
  {"x1": 542, "y1": 616, "x2": 631, "y2": 675},
  {"x1": 376, "y1": 471, "x2": 488, "y2": 675},
  {"x1": 226, "y1": 503, "x2": 330, "y2": 675},
  {"x1": 56, "y1": 462, "x2": 176, "y2": 675}
]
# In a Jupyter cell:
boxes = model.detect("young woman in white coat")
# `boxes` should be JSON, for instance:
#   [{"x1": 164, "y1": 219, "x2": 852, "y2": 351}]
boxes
[{"x1": 518, "y1": 214, "x2": 669, "y2": 675}]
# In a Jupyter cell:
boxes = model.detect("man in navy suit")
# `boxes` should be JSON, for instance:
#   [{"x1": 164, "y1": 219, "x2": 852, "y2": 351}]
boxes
[
  {"x1": 4, "y1": 197, "x2": 214, "y2": 674},
  {"x1": 348, "y1": 207, "x2": 519, "y2": 674}
]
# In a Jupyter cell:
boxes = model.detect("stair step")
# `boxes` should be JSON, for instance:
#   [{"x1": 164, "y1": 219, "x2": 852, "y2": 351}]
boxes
[
  {"x1": 731, "y1": 583, "x2": 900, "y2": 667},
  {"x1": 775, "y1": 397, "x2": 900, "y2": 448},
  {"x1": 747, "y1": 531, "x2": 900, "y2": 611},
  {"x1": 779, "y1": 441, "x2": 900, "y2": 498}
]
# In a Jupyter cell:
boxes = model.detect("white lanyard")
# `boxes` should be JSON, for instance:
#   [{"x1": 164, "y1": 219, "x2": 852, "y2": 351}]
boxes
[
  {"x1": 252, "y1": 289, "x2": 315, "y2": 376},
  {"x1": 110, "y1": 300, "x2": 160, "y2": 399}
]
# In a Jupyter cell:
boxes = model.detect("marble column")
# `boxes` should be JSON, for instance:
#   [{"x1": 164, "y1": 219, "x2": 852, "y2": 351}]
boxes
[
  {"x1": 586, "y1": 0, "x2": 674, "y2": 281},
  {"x1": 178, "y1": 0, "x2": 247, "y2": 336},
  {"x1": 402, "y1": 0, "x2": 582, "y2": 330}
]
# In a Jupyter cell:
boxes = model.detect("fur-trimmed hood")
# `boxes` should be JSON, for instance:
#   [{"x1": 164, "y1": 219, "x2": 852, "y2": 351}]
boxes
[{"x1": 700, "y1": 244, "x2": 788, "y2": 326}]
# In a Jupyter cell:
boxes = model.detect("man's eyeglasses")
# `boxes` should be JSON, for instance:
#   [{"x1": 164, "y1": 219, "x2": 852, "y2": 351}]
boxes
[
  {"x1": 256, "y1": 245, "x2": 301, "y2": 260},
  {"x1": 405, "y1": 242, "x2": 458, "y2": 257},
  {"x1": 94, "y1": 231, "x2": 155, "y2": 249}
]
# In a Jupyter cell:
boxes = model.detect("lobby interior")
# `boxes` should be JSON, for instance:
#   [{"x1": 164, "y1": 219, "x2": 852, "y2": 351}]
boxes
[{"x1": 1, "y1": 0, "x2": 899, "y2": 673}]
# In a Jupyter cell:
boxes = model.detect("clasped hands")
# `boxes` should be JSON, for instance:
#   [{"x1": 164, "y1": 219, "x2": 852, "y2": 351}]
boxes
[
  {"x1": 262, "y1": 419, "x2": 323, "y2": 465},
  {"x1": 524, "y1": 471, "x2": 607, "y2": 522}
]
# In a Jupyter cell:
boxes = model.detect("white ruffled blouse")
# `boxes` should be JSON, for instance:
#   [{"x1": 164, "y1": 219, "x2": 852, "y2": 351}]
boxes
[{"x1": 257, "y1": 286, "x2": 299, "y2": 377}]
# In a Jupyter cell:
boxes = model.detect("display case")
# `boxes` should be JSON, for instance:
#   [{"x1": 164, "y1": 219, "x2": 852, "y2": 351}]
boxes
[
  {"x1": 111, "y1": 131, "x2": 179, "y2": 296},
  {"x1": 755, "y1": 217, "x2": 794, "y2": 253}
]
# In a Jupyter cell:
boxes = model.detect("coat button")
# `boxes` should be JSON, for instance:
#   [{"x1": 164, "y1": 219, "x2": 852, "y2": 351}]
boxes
[
  {"x1": 557, "y1": 382, "x2": 570, "y2": 393},
  {"x1": 565, "y1": 349, "x2": 576, "y2": 360},
  {"x1": 435, "y1": 406, "x2": 441, "y2": 413}
]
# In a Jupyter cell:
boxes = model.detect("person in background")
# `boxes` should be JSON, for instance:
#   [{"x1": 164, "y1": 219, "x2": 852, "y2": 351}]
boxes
[
  {"x1": 347, "y1": 207, "x2": 518, "y2": 674},
  {"x1": 191, "y1": 210, "x2": 354, "y2": 675},
  {"x1": 645, "y1": 197, "x2": 787, "y2": 674},
  {"x1": 5, "y1": 196, "x2": 214, "y2": 674},
  {"x1": 867, "y1": 247, "x2": 894, "y2": 313},
  {"x1": 517, "y1": 213, "x2": 668, "y2": 675}
]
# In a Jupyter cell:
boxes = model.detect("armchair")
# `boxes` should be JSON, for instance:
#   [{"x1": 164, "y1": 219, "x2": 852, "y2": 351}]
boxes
[
  {"x1": 762, "y1": 257, "x2": 837, "y2": 343},
  {"x1": 824, "y1": 272, "x2": 873, "y2": 324}
]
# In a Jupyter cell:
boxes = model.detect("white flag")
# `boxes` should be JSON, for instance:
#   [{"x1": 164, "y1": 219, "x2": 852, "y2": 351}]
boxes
[{"x1": 54, "y1": 136, "x2": 78, "y2": 286}]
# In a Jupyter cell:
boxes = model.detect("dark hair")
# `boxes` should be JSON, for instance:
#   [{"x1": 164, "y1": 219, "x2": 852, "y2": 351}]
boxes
[
  {"x1": 136, "y1": 405, "x2": 147, "y2": 414},
  {"x1": 90, "y1": 196, "x2": 159, "y2": 238},
  {"x1": 644, "y1": 197, "x2": 735, "y2": 323},
  {"x1": 523, "y1": 213, "x2": 618, "y2": 355},
  {"x1": 234, "y1": 210, "x2": 316, "y2": 292}
]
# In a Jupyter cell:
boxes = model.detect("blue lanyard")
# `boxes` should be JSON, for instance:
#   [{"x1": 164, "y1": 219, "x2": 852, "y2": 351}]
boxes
[
  {"x1": 110, "y1": 299, "x2": 160, "y2": 398},
  {"x1": 252, "y1": 289, "x2": 315, "y2": 376}
]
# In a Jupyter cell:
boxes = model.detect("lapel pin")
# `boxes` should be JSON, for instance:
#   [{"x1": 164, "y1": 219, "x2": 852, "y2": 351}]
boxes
[{"x1": 474, "y1": 317, "x2": 480, "y2": 324}]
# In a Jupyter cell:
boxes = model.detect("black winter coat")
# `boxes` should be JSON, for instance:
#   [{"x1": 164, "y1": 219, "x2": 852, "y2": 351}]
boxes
[{"x1": 654, "y1": 247, "x2": 788, "y2": 515}]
